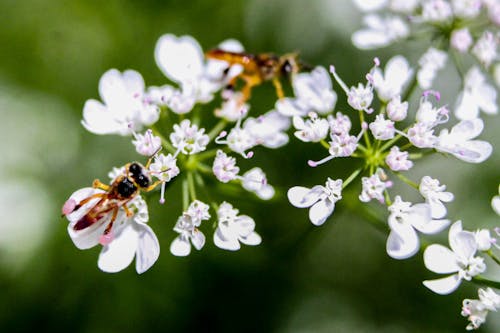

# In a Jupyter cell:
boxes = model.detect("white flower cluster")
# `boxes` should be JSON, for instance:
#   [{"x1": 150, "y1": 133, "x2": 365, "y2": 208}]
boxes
[{"x1": 286, "y1": 54, "x2": 498, "y2": 329}]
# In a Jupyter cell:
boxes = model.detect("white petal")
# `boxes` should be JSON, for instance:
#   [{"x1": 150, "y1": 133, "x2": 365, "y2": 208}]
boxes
[
  {"x1": 287, "y1": 186, "x2": 320, "y2": 208},
  {"x1": 155, "y1": 34, "x2": 204, "y2": 83},
  {"x1": 427, "y1": 198, "x2": 448, "y2": 219},
  {"x1": 235, "y1": 216, "x2": 256, "y2": 238},
  {"x1": 81, "y1": 100, "x2": 124, "y2": 135},
  {"x1": 449, "y1": 220, "x2": 463, "y2": 243},
  {"x1": 386, "y1": 226, "x2": 419, "y2": 259},
  {"x1": 450, "y1": 231, "x2": 477, "y2": 260},
  {"x1": 492, "y1": 196, "x2": 500, "y2": 215},
  {"x1": 454, "y1": 91, "x2": 479, "y2": 120},
  {"x1": 384, "y1": 55, "x2": 412, "y2": 94},
  {"x1": 98, "y1": 69, "x2": 129, "y2": 107},
  {"x1": 135, "y1": 223, "x2": 160, "y2": 274},
  {"x1": 309, "y1": 199, "x2": 334, "y2": 226},
  {"x1": 476, "y1": 84, "x2": 498, "y2": 115},
  {"x1": 353, "y1": 0, "x2": 387, "y2": 11},
  {"x1": 213, "y1": 228, "x2": 240, "y2": 251},
  {"x1": 98, "y1": 225, "x2": 138, "y2": 273},
  {"x1": 450, "y1": 119, "x2": 484, "y2": 140},
  {"x1": 240, "y1": 232, "x2": 262, "y2": 246},
  {"x1": 452, "y1": 140, "x2": 492, "y2": 163},
  {"x1": 423, "y1": 244, "x2": 460, "y2": 273},
  {"x1": 68, "y1": 217, "x2": 109, "y2": 250},
  {"x1": 122, "y1": 70, "x2": 145, "y2": 95},
  {"x1": 423, "y1": 275, "x2": 461, "y2": 295},
  {"x1": 170, "y1": 236, "x2": 191, "y2": 256},
  {"x1": 191, "y1": 230, "x2": 206, "y2": 250},
  {"x1": 352, "y1": 30, "x2": 392, "y2": 50}
]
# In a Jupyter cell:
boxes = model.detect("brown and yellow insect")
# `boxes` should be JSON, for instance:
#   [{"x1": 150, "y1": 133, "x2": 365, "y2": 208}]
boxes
[{"x1": 206, "y1": 49, "x2": 302, "y2": 103}]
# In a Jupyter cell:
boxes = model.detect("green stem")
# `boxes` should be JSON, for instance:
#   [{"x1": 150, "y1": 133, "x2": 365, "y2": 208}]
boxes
[
  {"x1": 487, "y1": 250, "x2": 500, "y2": 266},
  {"x1": 195, "y1": 148, "x2": 219, "y2": 162},
  {"x1": 187, "y1": 172, "x2": 197, "y2": 202},
  {"x1": 196, "y1": 163, "x2": 212, "y2": 175},
  {"x1": 380, "y1": 134, "x2": 404, "y2": 153},
  {"x1": 393, "y1": 172, "x2": 419, "y2": 189},
  {"x1": 472, "y1": 276, "x2": 500, "y2": 290},
  {"x1": 359, "y1": 111, "x2": 371, "y2": 150},
  {"x1": 402, "y1": 72, "x2": 419, "y2": 102},
  {"x1": 182, "y1": 178, "x2": 189, "y2": 211},
  {"x1": 320, "y1": 139, "x2": 330, "y2": 150},
  {"x1": 342, "y1": 168, "x2": 362, "y2": 189},
  {"x1": 151, "y1": 127, "x2": 176, "y2": 154},
  {"x1": 208, "y1": 119, "x2": 228, "y2": 141}
]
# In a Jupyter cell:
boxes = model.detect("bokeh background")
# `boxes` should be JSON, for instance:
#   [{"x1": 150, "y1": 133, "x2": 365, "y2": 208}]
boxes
[{"x1": 1, "y1": 0, "x2": 499, "y2": 332}]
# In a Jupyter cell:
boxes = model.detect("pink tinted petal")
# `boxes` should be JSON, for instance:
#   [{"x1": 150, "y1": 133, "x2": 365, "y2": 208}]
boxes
[
  {"x1": 98, "y1": 225, "x2": 138, "y2": 273},
  {"x1": 423, "y1": 275, "x2": 461, "y2": 295},
  {"x1": 135, "y1": 223, "x2": 160, "y2": 274},
  {"x1": 62, "y1": 199, "x2": 77, "y2": 216},
  {"x1": 423, "y1": 244, "x2": 460, "y2": 273},
  {"x1": 309, "y1": 199, "x2": 334, "y2": 226},
  {"x1": 64, "y1": 187, "x2": 103, "y2": 223}
]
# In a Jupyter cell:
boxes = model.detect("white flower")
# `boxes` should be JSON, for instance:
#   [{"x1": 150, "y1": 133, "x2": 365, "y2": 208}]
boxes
[
  {"x1": 63, "y1": 188, "x2": 159, "y2": 273},
  {"x1": 293, "y1": 113, "x2": 329, "y2": 142},
  {"x1": 387, "y1": 96, "x2": 408, "y2": 121},
  {"x1": 450, "y1": 28, "x2": 473, "y2": 53},
  {"x1": 170, "y1": 200, "x2": 210, "y2": 257},
  {"x1": 186, "y1": 200, "x2": 211, "y2": 225},
  {"x1": 436, "y1": 118, "x2": 493, "y2": 163},
  {"x1": 149, "y1": 153, "x2": 180, "y2": 182},
  {"x1": 359, "y1": 171, "x2": 392, "y2": 204},
  {"x1": 452, "y1": 0, "x2": 482, "y2": 18},
  {"x1": 494, "y1": 64, "x2": 500, "y2": 88},
  {"x1": 328, "y1": 133, "x2": 359, "y2": 157},
  {"x1": 417, "y1": 48, "x2": 448, "y2": 89},
  {"x1": 288, "y1": 178, "x2": 343, "y2": 226},
  {"x1": 372, "y1": 55, "x2": 413, "y2": 102},
  {"x1": 455, "y1": 66, "x2": 498, "y2": 120},
  {"x1": 146, "y1": 85, "x2": 196, "y2": 114},
  {"x1": 132, "y1": 129, "x2": 162, "y2": 156},
  {"x1": 385, "y1": 146, "x2": 413, "y2": 171},
  {"x1": 97, "y1": 196, "x2": 160, "y2": 274},
  {"x1": 493, "y1": 185, "x2": 500, "y2": 215},
  {"x1": 215, "y1": 91, "x2": 250, "y2": 121},
  {"x1": 474, "y1": 229, "x2": 497, "y2": 251},
  {"x1": 369, "y1": 114, "x2": 395, "y2": 140},
  {"x1": 389, "y1": 0, "x2": 420, "y2": 13},
  {"x1": 421, "y1": 0, "x2": 453, "y2": 23},
  {"x1": 486, "y1": 0, "x2": 500, "y2": 25},
  {"x1": 352, "y1": 14, "x2": 410, "y2": 49},
  {"x1": 212, "y1": 150, "x2": 239, "y2": 183},
  {"x1": 347, "y1": 82, "x2": 374, "y2": 113},
  {"x1": 416, "y1": 99, "x2": 449, "y2": 126},
  {"x1": 243, "y1": 110, "x2": 290, "y2": 149},
  {"x1": 462, "y1": 288, "x2": 500, "y2": 330},
  {"x1": 387, "y1": 196, "x2": 450, "y2": 259},
  {"x1": 82, "y1": 69, "x2": 159, "y2": 135},
  {"x1": 224, "y1": 126, "x2": 256, "y2": 157},
  {"x1": 352, "y1": 0, "x2": 388, "y2": 12},
  {"x1": 290, "y1": 66, "x2": 337, "y2": 114},
  {"x1": 328, "y1": 112, "x2": 352, "y2": 136},
  {"x1": 155, "y1": 34, "x2": 220, "y2": 103},
  {"x1": 241, "y1": 167, "x2": 275, "y2": 200},
  {"x1": 423, "y1": 221, "x2": 486, "y2": 295},
  {"x1": 471, "y1": 31, "x2": 498, "y2": 68},
  {"x1": 170, "y1": 119, "x2": 210, "y2": 155},
  {"x1": 419, "y1": 176, "x2": 454, "y2": 219},
  {"x1": 213, "y1": 202, "x2": 261, "y2": 251},
  {"x1": 407, "y1": 122, "x2": 437, "y2": 148}
]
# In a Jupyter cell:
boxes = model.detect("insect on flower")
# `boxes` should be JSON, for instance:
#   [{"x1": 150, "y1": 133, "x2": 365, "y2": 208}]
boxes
[
  {"x1": 62, "y1": 159, "x2": 163, "y2": 243},
  {"x1": 206, "y1": 49, "x2": 305, "y2": 103}
]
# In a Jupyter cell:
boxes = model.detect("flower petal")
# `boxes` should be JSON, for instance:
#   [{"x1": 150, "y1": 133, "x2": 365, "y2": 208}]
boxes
[
  {"x1": 155, "y1": 34, "x2": 204, "y2": 84},
  {"x1": 287, "y1": 186, "x2": 323, "y2": 208},
  {"x1": 213, "y1": 228, "x2": 240, "y2": 251},
  {"x1": 309, "y1": 199, "x2": 334, "y2": 226},
  {"x1": 191, "y1": 229, "x2": 206, "y2": 251},
  {"x1": 450, "y1": 119, "x2": 484, "y2": 140},
  {"x1": 240, "y1": 232, "x2": 262, "y2": 246},
  {"x1": 386, "y1": 227, "x2": 419, "y2": 259},
  {"x1": 81, "y1": 100, "x2": 125, "y2": 135},
  {"x1": 98, "y1": 225, "x2": 138, "y2": 273},
  {"x1": 170, "y1": 236, "x2": 191, "y2": 256},
  {"x1": 423, "y1": 244, "x2": 460, "y2": 273},
  {"x1": 452, "y1": 140, "x2": 493, "y2": 163},
  {"x1": 135, "y1": 223, "x2": 160, "y2": 274},
  {"x1": 450, "y1": 231, "x2": 477, "y2": 260},
  {"x1": 423, "y1": 275, "x2": 461, "y2": 295}
]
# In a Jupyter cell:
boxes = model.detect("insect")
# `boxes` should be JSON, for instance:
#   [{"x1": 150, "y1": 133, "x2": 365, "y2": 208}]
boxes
[
  {"x1": 62, "y1": 161, "x2": 162, "y2": 241},
  {"x1": 206, "y1": 49, "x2": 303, "y2": 103}
]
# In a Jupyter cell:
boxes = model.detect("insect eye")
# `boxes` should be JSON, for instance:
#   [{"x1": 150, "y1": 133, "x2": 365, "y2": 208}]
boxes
[
  {"x1": 117, "y1": 178, "x2": 136, "y2": 198},
  {"x1": 134, "y1": 174, "x2": 150, "y2": 188},
  {"x1": 129, "y1": 163, "x2": 142, "y2": 176}
]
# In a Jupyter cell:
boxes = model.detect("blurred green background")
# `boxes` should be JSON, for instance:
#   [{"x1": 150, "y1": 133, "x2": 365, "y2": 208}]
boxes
[{"x1": 1, "y1": 0, "x2": 499, "y2": 332}]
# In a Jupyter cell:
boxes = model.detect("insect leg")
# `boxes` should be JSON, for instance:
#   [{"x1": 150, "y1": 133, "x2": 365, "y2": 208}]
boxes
[
  {"x1": 92, "y1": 179, "x2": 110, "y2": 191},
  {"x1": 123, "y1": 204, "x2": 134, "y2": 217},
  {"x1": 144, "y1": 180, "x2": 163, "y2": 192},
  {"x1": 272, "y1": 77, "x2": 285, "y2": 99},
  {"x1": 103, "y1": 206, "x2": 119, "y2": 235}
]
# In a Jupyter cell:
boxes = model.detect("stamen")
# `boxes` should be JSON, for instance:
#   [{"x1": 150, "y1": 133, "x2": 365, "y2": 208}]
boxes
[
  {"x1": 159, "y1": 182, "x2": 166, "y2": 204},
  {"x1": 422, "y1": 90, "x2": 441, "y2": 101},
  {"x1": 329, "y1": 65, "x2": 350, "y2": 94},
  {"x1": 308, "y1": 154, "x2": 335, "y2": 167},
  {"x1": 356, "y1": 122, "x2": 368, "y2": 142},
  {"x1": 215, "y1": 131, "x2": 228, "y2": 144}
]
